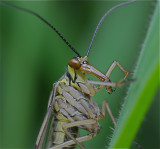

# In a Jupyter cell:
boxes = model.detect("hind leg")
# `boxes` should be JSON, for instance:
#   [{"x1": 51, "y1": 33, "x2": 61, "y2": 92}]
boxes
[
  {"x1": 50, "y1": 119, "x2": 97, "y2": 149},
  {"x1": 62, "y1": 119, "x2": 97, "y2": 149},
  {"x1": 100, "y1": 100, "x2": 116, "y2": 127},
  {"x1": 50, "y1": 133, "x2": 95, "y2": 149}
]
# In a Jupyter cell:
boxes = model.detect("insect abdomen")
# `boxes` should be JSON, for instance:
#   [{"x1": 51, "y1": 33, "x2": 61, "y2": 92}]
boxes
[{"x1": 53, "y1": 121, "x2": 67, "y2": 145}]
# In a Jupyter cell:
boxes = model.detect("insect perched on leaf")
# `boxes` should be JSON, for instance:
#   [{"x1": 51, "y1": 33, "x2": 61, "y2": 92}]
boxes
[{"x1": 1, "y1": 1, "x2": 141, "y2": 149}]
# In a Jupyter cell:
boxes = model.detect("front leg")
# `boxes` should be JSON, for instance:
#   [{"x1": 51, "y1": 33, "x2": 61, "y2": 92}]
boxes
[
  {"x1": 88, "y1": 61, "x2": 132, "y2": 93},
  {"x1": 88, "y1": 78, "x2": 128, "y2": 94},
  {"x1": 106, "y1": 61, "x2": 132, "y2": 80}
]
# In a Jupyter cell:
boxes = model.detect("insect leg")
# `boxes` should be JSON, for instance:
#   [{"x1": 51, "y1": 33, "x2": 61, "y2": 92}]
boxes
[
  {"x1": 101, "y1": 100, "x2": 116, "y2": 127},
  {"x1": 88, "y1": 61, "x2": 133, "y2": 92},
  {"x1": 62, "y1": 119, "x2": 97, "y2": 149},
  {"x1": 49, "y1": 133, "x2": 94, "y2": 149},
  {"x1": 101, "y1": 100, "x2": 143, "y2": 149},
  {"x1": 105, "y1": 61, "x2": 132, "y2": 79},
  {"x1": 88, "y1": 80, "x2": 119, "y2": 88},
  {"x1": 35, "y1": 83, "x2": 58, "y2": 149}
]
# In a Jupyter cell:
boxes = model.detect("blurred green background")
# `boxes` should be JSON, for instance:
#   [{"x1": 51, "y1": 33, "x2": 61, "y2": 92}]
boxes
[{"x1": 0, "y1": 1, "x2": 159, "y2": 149}]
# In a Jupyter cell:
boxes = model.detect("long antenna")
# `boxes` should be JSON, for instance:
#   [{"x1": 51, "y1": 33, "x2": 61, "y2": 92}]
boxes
[
  {"x1": 86, "y1": 0, "x2": 136, "y2": 57},
  {"x1": 0, "y1": 1, "x2": 81, "y2": 57}
]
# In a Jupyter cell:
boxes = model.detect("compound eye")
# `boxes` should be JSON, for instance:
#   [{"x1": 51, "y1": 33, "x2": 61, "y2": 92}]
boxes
[{"x1": 68, "y1": 58, "x2": 81, "y2": 69}]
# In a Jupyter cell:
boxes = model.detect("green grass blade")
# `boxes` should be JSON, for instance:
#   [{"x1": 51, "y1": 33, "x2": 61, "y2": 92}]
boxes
[{"x1": 108, "y1": 2, "x2": 159, "y2": 148}]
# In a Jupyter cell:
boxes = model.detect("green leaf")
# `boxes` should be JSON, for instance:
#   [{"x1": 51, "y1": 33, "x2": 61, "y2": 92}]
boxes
[{"x1": 108, "y1": 2, "x2": 159, "y2": 148}]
